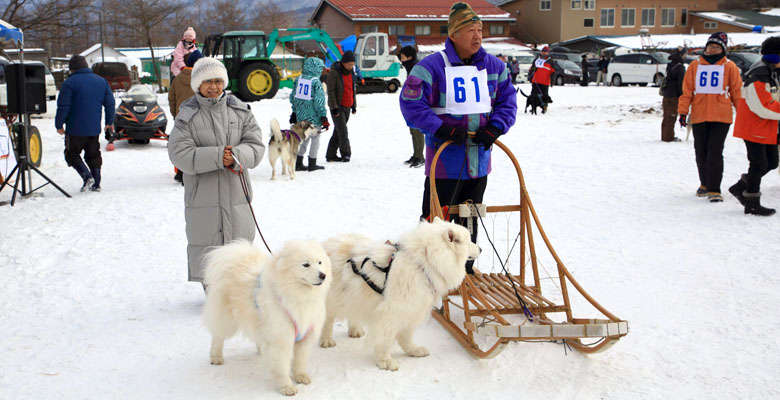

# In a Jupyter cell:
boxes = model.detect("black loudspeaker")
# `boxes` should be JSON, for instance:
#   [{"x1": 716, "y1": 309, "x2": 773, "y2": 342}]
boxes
[{"x1": 6, "y1": 63, "x2": 47, "y2": 114}]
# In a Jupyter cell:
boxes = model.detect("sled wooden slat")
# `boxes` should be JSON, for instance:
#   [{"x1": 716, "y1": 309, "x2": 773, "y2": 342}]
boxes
[{"x1": 429, "y1": 138, "x2": 629, "y2": 358}]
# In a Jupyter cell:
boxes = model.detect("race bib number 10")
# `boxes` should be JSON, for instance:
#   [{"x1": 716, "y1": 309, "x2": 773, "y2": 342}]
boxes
[
  {"x1": 694, "y1": 64, "x2": 725, "y2": 94},
  {"x1": 445, "y1": 65, "x2": 491, "y2": 115},
  {"x1": 294, "y1": 78, "x2": 313, "y2": 100}
]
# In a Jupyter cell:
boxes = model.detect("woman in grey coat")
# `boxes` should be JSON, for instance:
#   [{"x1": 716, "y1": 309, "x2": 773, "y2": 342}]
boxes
[{"x1": 168, "y1": 57, "x2": 265, "y2": 288}]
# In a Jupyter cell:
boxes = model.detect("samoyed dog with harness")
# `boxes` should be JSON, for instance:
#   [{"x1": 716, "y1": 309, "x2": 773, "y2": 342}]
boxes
[
  {"x1": 267, "y1": 118, "x2": 318, "y2": 180},
  {"x1": 203, "y1": 239, "x2": 331, "y2": 396},
  {"x1": 320, "y1": 218, "x2": 480, "y2": 371}
]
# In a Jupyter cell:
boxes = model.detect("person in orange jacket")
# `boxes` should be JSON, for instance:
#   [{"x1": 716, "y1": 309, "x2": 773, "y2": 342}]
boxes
[
  {"x1": 729, "y1": 36, "x2": 780, "y2": 216},
  {"x1": 528, "y1": 46, "x2": 554, "y2": 113},
  {"x1": 678, "y1": 32, "x2": 743, "y2": 203}
]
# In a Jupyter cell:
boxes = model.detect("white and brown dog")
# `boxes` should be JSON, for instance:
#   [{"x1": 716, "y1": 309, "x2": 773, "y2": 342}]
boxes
[{"x1": 268, "y1": 118, "x2": 318, "y2": 180}]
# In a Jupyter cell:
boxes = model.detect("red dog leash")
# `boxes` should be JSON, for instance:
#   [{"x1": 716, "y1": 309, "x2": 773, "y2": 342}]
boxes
[{"x1": 230, "y1": 150, "x2": 273, "y2": 254}]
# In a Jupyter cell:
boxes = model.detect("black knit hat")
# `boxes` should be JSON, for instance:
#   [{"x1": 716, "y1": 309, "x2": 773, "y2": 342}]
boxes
[
  {"x1": 761, "y1": 36, "x2": 780, "y2": 55},
  {"x1": 399, "y1": 46, "x2": 417, "y2": 60},
  {"x1": 341, "y1": 50, "x2": 355, "y2": 64},
  {"x1": 69, "y1": 55, "x2": 88, "y2": 71}
]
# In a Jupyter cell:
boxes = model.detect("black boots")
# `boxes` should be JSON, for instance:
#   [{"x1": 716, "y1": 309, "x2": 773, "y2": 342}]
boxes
[
  {"x1": 296, "y1": 156, "x2": 325, "y2": 171},
  {"x1": 743, "y1": 192, "x2": 775, "y2": 216},
  {"x1": 728, "y1": 174, "x2": 747, "y2": 206},
  {"x1": 295, "y1": 156, "x2": 307, "y2": 171},
  {"x1": 308, "y1": 157, "x2": 324, "y2": 171},
  {"x1": 73, "y1": 162, "x2": 94, "y2": 192},
  {"x1": 89, "y1": 167, "x2": 101, "y2": 192}
]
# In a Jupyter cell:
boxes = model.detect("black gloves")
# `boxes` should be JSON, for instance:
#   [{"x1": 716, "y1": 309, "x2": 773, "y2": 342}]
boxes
[
  {"x1": 331, "y1": 109, "x2": 339, "y2": 117},
  {"x1": 434, "y1": 124, "x2": 467, "y2": 145},
  {"x1": 475, "y1": 124, "x2": 502, "y2": 150},
  {"x1": 289, "y1": 112, "x2": 297, "y2": 124},
  {"x1": 679, "y1": 114, "x2": 687, "y2": 128},
  {"x1": 351, "y1": 106, "x2": 357, "y2": 114}
]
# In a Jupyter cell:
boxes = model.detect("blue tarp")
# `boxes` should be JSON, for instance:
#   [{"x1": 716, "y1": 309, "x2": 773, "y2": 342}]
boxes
[
  {"x1": 0, "y1": 19, "x2": 23, "y2": 44},
  {"x1": 339, "y1": 35, "x2": 356, "y2": 53}
]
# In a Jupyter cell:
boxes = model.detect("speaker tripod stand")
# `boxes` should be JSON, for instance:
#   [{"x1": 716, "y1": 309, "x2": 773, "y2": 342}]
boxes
[{"x1": 0, "y1": 114, "x2": 70, "y2": 206}]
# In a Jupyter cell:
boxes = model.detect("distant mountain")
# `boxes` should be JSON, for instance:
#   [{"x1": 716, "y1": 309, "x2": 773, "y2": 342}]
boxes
[
  {"x1": 291, "y1": 6, "x2": 317, "y2": 26},
  {"x1": 279, "y1": 0, "x2": 320, "y2": 12}
]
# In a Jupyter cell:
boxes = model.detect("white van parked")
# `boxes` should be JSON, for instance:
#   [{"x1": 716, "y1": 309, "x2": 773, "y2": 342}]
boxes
[
  {"x1": 607, "y1": 52, "x2": 669, "y2": 87},
  {"x1": 506, "y1": 51, "x2": 536, "y2": 83},
  {"x1": 0, "y1": 58, "x2": 57, "y2": 105}
]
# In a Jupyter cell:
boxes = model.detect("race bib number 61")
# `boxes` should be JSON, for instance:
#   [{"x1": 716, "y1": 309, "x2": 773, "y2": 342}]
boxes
[{"x1": 444, "y1": 65, "x2": 491, "y2": 115}]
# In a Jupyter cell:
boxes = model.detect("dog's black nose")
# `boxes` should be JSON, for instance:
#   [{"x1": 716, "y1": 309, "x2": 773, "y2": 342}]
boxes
[{"x1": 319, "y1": 272, "x2": 327, "y2": 280}]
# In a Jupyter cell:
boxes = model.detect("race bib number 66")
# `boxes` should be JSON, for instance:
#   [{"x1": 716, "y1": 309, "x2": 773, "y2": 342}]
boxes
[{"x1": 694, "y1": 65, "x2": 725, "y2": 94}]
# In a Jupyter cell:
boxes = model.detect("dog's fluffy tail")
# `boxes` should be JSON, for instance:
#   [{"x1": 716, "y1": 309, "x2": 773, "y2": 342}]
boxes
[
  {"x1": 203, "y1": 240, "x2": 268, "y2": 294},
  {"x1": 270, "y1": 118, "x2": 283, "y2": 143}
]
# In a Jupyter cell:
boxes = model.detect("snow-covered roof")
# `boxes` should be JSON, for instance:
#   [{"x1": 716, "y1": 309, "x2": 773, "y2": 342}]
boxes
[
  {"x1": 760, "y1": 8, "x2": 780, "y2": 17},
  {"x1": 561, "y1": 32, "x2": 776, "y2": 51},
  {"x1": 416, "y1": 37, "x2": 531, "y2": 56},
  {"x1": 115, "y1": 47, "x2": 176, "y2": 60},
  {"x1": 692, "y1": 10, "x2": 780, "y2": 33}
]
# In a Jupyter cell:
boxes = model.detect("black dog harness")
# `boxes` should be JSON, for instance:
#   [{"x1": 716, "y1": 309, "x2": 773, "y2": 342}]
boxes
[{"x1": 348, "y1": 242, "x2": 399, "y2": 295}]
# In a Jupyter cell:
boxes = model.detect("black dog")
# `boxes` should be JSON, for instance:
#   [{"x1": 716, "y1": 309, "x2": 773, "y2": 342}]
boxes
[
  {"x1": 518, "y1": 88, "x2": 541, "y2": 115},
  {"x1": 518, "y1": 87, "x2": 553, "y2": 115}
]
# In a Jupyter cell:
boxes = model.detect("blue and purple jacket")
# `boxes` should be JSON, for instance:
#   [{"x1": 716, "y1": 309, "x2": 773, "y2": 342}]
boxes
[{"x1": 399, "y1": 39, "x2": 517, "y2": 179}]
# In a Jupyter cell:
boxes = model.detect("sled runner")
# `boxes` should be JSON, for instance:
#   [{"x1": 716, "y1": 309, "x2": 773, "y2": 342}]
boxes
[{"x1": 429, "y1": 138, "x2": 628, "y2": 358}]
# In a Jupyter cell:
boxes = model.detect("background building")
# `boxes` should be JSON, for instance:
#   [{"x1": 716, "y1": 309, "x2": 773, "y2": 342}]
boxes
[
  {"x1": 497, "y1": 0, "x2": 719, "y2": 45},
  {"x1": 309, "y1": 0, "x2": 517, "y2": 46}
]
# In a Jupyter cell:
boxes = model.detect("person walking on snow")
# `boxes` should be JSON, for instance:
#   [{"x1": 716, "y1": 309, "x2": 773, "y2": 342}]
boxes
[
  {"x1": 528, "y1": 46, "x2": 554, "y2": 113},
  {"x1": 167, "y1": 58, "x2": 265, "y2": 289},
  {"x1": 660, "y1": 52, "x2": 686, "y2": 142},
  {"x1": 171, "y1": 27, "x2": 197, "y2": 77},
  {"x1": 729, "y1": 36, "x2": 780, "y2": 216},
  {"x1": 399, "y1": 45, "x2": 425, "y2": 168},
  {"x1": 55, "y1": 55, "x2": 114, "y2": 192},
  {"x1": 325, "y1": 50, "x2": 357, "y2": 162},
  {"x1": 678, "y1": 32, "x2": 743, "y2": 203},
  {"x1": 399, "y1": 1, "x2": 517, "y2": 274},
  {"x1": 289, "y1": 57, "x2": 330, "y2": 172}
]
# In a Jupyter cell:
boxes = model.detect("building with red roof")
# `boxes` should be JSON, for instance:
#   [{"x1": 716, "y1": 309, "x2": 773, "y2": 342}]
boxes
[{"x1": 309, "y1": 0, "x2": 517, "y2": 46}]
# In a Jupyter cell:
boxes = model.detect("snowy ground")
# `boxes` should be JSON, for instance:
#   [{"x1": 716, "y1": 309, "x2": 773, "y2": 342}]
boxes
[{"x1": 1, "y1": 84, "x2": 779, "y2": 399}]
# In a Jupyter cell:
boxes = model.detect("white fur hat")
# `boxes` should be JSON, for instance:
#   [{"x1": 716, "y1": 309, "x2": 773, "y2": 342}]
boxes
[{"x1": 190, "y1": 57, "x2": 229, "y2": 94}]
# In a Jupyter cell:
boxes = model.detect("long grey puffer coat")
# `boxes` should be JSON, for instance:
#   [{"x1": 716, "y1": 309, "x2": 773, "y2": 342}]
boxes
[{"x1": 168, "y1": 93, "x2": 265, "y2": 282}]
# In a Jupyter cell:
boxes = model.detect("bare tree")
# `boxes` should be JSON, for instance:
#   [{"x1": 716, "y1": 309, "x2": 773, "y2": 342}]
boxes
[
  {"x1": 1, "y1": 0, "x2": 91, "y2": 56},
  {"x1": 210, "y1": 0, "x2": 246, "y2": 32},
  {"x1": 720, "y1": 0, "x2": 780, "y2": 8},
  {"x1": 104, "y1": 0, "x2": 184, "y2": 90},
  {"x1": 251, "y1": 1, "x2": 297, "y2": 34}
]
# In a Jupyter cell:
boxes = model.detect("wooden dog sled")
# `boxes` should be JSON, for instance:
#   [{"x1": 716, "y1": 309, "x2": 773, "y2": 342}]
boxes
[{"x1": 428, "y1": 139, "x2": 628, "y2": 358}]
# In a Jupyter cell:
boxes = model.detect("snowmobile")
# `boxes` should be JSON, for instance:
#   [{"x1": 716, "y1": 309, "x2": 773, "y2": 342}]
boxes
[{"x1": 108, "y1": 84, "x2": 167, "y2": 150}]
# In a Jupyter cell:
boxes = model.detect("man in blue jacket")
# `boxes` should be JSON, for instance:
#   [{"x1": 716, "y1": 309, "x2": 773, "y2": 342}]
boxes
[
  {"x1": 55, "y1": 55, "x2": 115, "y2": 192},
  {"x1": 399, "y1": 2, "x2": 517, "y2": 273}
]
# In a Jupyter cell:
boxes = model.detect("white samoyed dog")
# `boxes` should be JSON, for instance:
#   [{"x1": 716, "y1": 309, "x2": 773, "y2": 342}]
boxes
[
  {"x1": 203, "y1": 239, "x2": 331, "y2": 396},
  {"x1": 320, "y1": 218, "x2": 480, "y2": 371}
]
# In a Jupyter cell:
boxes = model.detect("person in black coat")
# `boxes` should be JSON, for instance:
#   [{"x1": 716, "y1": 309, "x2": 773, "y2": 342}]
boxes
[
  {"x1": 596, "y1": 55, "x2": 609, "y2": 86},
  {"x1": 660, "y1": 52, "x2": 686, "y2": 142},
  {"x1": 580, "y1": 54, "x2": 589, "y2": 86}
]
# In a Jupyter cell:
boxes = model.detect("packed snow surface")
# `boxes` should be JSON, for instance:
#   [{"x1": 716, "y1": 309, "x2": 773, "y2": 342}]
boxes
[{"x1": 2, "y1": 83, "x2": 779, "y2": 398}]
